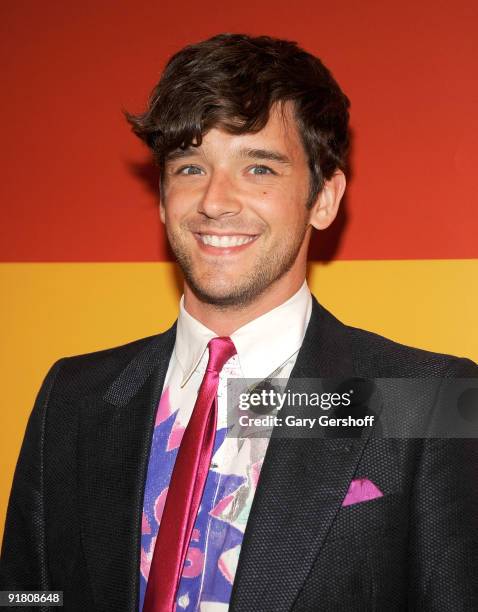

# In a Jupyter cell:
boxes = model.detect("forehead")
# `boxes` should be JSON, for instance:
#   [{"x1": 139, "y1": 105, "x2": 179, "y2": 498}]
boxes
[
  {"x1": 246, "y1": 101, "x2": 304, "y2": 154},
  {"x1": 166, "y1": 100, "x2": 306, "y2": 163}
]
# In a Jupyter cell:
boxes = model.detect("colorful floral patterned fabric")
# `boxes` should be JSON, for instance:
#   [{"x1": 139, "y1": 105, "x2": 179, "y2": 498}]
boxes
[{"x1": 139, "y1": 355, "x2": 271, "y2": 611}]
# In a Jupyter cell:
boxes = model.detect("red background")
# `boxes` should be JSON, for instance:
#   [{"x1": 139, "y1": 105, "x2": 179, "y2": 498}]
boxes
[{"x1": 1, "y1": 0, "x2": 477, "y2": 262}]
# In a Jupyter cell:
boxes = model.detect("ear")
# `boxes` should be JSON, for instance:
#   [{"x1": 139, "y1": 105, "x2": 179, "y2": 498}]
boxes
[
  {"x1": 159, "y1": 176, "x2": 166, "y2": 224},
  {"x1": 309, "y1": 170, "x2": 346, "y2": 230}
]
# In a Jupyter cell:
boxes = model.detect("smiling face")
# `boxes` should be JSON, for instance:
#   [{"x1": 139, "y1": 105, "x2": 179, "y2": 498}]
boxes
[{"x1": 160, "y1": 102, "x2": 338, "y2": 311}]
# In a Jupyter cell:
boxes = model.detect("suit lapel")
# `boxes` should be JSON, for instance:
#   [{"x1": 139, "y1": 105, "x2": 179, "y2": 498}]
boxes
[
  {"x1": 78, "y1": 324, "x2": 176, "y2": 612},
  {"x1": 230, "y1": 298, "x2": 373, "y2": 611}
]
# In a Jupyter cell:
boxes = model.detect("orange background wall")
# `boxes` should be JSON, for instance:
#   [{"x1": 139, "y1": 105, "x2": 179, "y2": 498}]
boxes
[{"x1": 1, "y1": 1, "x2": 477, "y2": 541}]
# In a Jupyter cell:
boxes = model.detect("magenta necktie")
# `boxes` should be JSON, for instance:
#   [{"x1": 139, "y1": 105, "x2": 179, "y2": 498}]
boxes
[{"x1": 143, "y1": 336, "x2": 237, "y2": 612}]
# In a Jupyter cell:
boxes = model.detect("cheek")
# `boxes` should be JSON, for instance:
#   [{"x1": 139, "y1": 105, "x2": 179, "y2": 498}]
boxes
[
  {"x1": 162, "y1": 196, "x2": 189, "y2": 225},
  {"x1": 166, "y1": 179, "x2": 205, "y2": 201},
  {"x1": 255, "y1": 191, "x2": 308, "y2": 229}
]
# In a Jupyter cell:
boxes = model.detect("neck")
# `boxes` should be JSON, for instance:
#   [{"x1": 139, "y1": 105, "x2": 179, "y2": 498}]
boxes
[{"x1": 183, "y1": 274, "x2": 307, "y2": 336}]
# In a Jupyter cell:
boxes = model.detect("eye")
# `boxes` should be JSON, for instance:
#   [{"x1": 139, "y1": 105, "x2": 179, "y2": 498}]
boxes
[
  {"x1": 249, "y1": 165, "x2": 276, "y2": 176},
  {"x1": 176, "y1": 165, "x2": 204, "y2": 176}
]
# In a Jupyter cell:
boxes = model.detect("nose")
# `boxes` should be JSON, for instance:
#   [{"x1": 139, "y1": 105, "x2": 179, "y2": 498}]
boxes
[{"x1": 197, "y1": 169, "x2": 242, "y2": 219}]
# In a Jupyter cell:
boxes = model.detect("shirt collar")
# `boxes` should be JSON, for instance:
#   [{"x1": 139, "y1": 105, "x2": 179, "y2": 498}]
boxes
[{"x1": 174, "y1": 280, "x2": 312, "y2": 385}]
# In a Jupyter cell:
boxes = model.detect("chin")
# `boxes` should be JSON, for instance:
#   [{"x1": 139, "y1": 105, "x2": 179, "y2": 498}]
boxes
[
  {"x1": 187, "y1": 275, "x2": 260, "y2": 309},
  {"x1": 191, "y1": 284, "x2": 242, "y2": 307}
]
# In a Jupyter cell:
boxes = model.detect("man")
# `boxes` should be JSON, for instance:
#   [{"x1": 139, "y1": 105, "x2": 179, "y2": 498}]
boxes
[{"x1": 1, "y1": 33, "x2": 477, "y2": 611}]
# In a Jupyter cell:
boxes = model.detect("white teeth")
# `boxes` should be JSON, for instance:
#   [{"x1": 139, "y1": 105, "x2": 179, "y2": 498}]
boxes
[{"x1": 199, "y1": 234, "x2": 255, "y2": 247}]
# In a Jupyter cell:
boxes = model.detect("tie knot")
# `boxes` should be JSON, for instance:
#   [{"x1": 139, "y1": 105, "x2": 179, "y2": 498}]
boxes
[{"x1": 206, "y1": 337, "x2": 237, "y2": 374}]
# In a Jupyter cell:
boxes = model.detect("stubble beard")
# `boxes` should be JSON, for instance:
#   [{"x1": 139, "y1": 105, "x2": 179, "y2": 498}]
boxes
[{"x1": 167, "y1": 224, "x2": 309, "y2": 310}]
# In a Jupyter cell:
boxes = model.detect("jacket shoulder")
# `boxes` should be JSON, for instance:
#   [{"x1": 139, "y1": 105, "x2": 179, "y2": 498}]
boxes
[
  {"x1": 345, "y1": 323, "x2": 478, "y2": 377},
  {"x1": 47, "y1": 326, "x2": 176, "y2": 402}
]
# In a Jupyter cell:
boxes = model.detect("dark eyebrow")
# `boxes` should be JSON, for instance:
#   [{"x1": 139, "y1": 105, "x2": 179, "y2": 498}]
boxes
[
  {"x1": 238, "y1": 148, "x2": 291, "y2": 165},
  {"x1": 164, "y1": 146, "x2": 292, "y2": 165},
  {"x1": 164, "y1": 147, "x2": 199, "y2": 162}
]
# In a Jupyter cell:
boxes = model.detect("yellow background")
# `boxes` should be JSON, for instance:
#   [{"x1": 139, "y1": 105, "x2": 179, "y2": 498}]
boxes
[{"x1": 1, "y1": 260, "x2": 477, "y2": 541}]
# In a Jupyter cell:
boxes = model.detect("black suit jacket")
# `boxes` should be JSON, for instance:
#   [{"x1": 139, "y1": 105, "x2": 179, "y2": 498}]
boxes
[{"x1": 1, "y1": 297, "x2": 478, "y2": 611}]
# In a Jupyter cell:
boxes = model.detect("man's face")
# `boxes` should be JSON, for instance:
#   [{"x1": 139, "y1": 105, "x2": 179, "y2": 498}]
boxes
[{"x1": 160, "y1": 102, "x2": 315, "y2": 308}]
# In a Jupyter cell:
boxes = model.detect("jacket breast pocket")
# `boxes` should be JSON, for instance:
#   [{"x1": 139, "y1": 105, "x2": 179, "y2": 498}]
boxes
[{"x1": 325, "y1": 492, "x2": 406, "y2": 544}]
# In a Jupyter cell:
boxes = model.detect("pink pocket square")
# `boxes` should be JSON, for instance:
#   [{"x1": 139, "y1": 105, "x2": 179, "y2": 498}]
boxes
[{"x1": 342, "y1": 478, "x2": 383, "y2": 507}]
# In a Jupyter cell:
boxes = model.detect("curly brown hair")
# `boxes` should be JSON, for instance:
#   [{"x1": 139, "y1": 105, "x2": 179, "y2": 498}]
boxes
[{"x1": 126, "y1": 33, "x2": 350, "y2": 208}]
